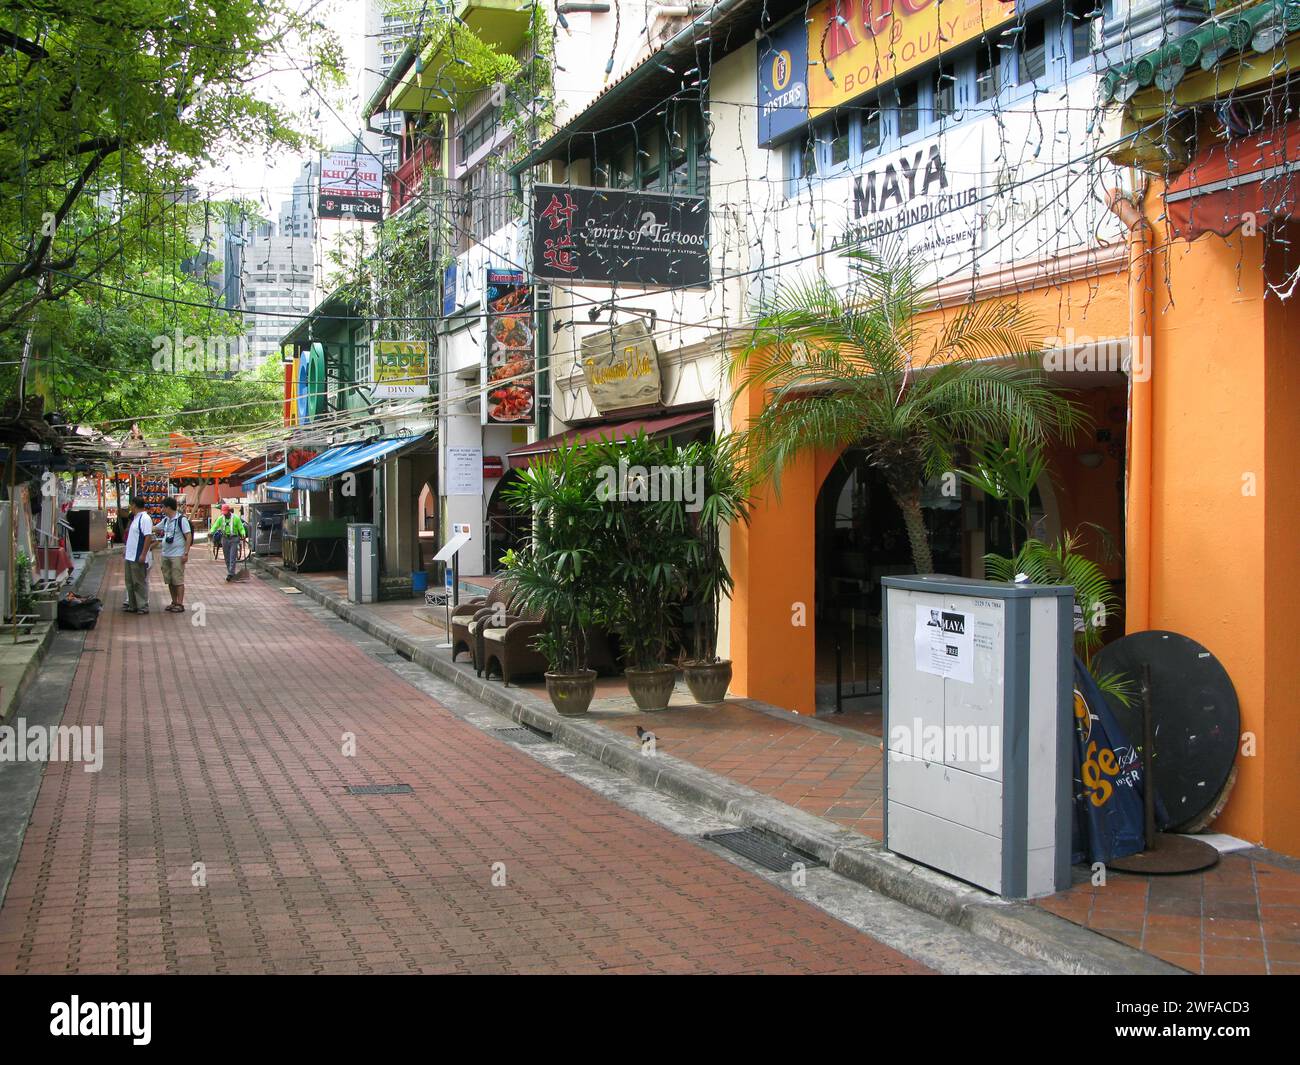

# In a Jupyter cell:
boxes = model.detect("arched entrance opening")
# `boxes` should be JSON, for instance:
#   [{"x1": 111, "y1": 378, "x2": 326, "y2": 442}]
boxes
[
  {"x1": 485, "y1": 469, "x2": 527, "y2": 574},
  {"x1": 814, "y1": 451, "x2": 964, "y2": 721}
]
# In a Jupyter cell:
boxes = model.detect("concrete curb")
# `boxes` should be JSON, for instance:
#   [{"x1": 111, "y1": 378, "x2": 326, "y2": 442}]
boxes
[{"x1": 252, "y1": 556, "x2": 1183, "y2": 976}]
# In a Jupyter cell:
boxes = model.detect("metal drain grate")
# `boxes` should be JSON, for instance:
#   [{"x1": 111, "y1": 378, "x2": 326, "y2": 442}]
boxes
[
  {"x1": 492, "y1": 726, "x2": 549, "y2": 745},
  {"x1": 345, "y1": 783, "x2": 413, "y2": 795},
  {"x1": 702, "y1": 829, "x2": 823, "y2": 873}
]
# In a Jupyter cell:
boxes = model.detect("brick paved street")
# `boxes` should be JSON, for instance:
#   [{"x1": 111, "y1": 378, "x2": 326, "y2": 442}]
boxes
[{"x1": 0, "y1": 553, "x2": 929, "y2": 975}]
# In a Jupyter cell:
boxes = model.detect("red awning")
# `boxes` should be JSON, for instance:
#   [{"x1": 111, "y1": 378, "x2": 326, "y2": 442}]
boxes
[
  {"x1": 1166, "y1": 119, "x2": 1300, "y2": 240},
  {"x1": 507, "y1": 409, "x2": 712, "y2": 469}
]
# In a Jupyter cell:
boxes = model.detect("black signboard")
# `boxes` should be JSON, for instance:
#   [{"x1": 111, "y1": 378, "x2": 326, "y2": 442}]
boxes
[{"x1": 530, "y1": 183, "x2": 709, "y2": 289}]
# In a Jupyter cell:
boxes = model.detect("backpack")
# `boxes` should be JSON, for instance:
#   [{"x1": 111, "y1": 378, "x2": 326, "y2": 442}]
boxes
[{"x1": 58, "y1": 594, "x2": 102, "y2": 630}]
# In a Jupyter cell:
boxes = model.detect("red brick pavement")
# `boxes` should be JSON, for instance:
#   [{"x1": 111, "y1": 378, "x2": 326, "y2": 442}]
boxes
[
  {"x1": 598, "y1": 705, "x2": 886, "y2": 840},
  {"x1": 0, "y1": 553, "x2": 929, "y2": 975}
]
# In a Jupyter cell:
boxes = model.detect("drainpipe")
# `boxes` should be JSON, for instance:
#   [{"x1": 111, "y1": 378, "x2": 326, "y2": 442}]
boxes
[{"x1": 1107, "y1": 174, "x2": 1153, "y2": 634}]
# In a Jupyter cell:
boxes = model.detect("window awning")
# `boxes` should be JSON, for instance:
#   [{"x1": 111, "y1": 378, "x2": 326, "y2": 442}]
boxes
[
  {"x1": 507, "y1": 409, "x2": 712, "y2": 469},
  {"x1": 1166, "y1": 117, "x2": 1300, "y2": 239},
  {"x1": 289, "y1": 434, "x2": 432, "y2": 491},
  {"x1": 240, "y1": 462, "x2": 286, "y2": 490}
]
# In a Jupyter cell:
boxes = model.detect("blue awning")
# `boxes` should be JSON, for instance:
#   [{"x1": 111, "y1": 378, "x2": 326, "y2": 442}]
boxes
[
  {"x1": 264, "y1": 472, "x2": 295, "y2": 495},
  {"x1": 289, "y1": 436, "x2": 427, "y2": 492},
  {"x1": 240, "y1": 461, "x2": 286, "y2": 490}
]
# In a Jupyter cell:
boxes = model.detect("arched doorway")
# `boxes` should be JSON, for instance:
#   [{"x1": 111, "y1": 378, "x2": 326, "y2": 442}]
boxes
[
  {"x1": 485, "y1": 469, "x2": 528, "y2": 574},
  {"x1": 814, "y1": 450, "x2": 963, "y2": 720}
]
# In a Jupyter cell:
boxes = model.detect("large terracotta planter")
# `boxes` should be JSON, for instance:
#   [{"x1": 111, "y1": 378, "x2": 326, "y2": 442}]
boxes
[
  {"x1": 545, "y1": 669, "x2": 597, "y2": 717},
  {"x1": 683, "y1": 659, "x2": 732, "y2": 704},
  {"x1": 625, "y1": 665, "x2": 677, "y2": 712}
]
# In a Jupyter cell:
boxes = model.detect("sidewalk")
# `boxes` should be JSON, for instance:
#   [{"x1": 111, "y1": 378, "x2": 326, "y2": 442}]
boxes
[
  {"x1": 0, "y1": 552, "x2": 932, "y2": 974},
  {"x1": 241, "y1": 564, "x2": 1147, "y2": 971},
  {"x1": 257, "y1": 561, "x2": 1300, "y2": 975}
]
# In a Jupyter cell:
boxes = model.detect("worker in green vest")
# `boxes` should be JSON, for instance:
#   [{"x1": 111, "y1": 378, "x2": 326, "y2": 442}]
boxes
[{"x1": 212, "y1": 503, "x2": 248, "y2": 582}]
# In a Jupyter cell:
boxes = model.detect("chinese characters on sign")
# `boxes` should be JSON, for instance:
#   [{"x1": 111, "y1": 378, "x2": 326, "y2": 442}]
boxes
[
  {"x1": 481, "y1": 268, "x2": 536, "y2": 426},
  {"x1": 530, "y1": 184, "x2": 710, "y2": 288},
  {"x1": 538, "y1": 190, "x2": 580, "y2": 275}
]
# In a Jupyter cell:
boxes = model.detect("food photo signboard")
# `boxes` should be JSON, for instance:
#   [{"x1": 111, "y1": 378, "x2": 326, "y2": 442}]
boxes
[{"x1": 481, "y1": 267, "x2": 536, "y2": 426}]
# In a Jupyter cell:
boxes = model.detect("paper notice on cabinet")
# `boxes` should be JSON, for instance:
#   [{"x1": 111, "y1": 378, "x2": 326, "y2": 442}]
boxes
[{"x1": 914, "y1": 605, "x2": 974, "y2": 684}]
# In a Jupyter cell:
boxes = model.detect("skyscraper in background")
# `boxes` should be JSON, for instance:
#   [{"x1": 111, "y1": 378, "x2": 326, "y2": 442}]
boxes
[{"x1": 363, "y1": 0, "x2": 417, "y2": 177}]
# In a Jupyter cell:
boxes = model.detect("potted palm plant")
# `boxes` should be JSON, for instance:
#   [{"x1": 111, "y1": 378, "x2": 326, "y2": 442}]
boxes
[
  {"x1": 501, "y1": 446, "x2": 608, "y2": 716},
  {"x1": 733, "y1": 248, "x2": 1081, "y2": 573},
  {"x1": 676, "y1": 434, "x2": 752, "y2": 703},
  {"x1": 588, "y1": 432, "x2": 690, "y2": 711}
]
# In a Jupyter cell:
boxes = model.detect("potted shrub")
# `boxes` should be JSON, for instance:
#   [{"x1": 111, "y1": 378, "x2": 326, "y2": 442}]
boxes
[
  {"x1": 677, "y1": 435, "x2": 752, "y2": 703},
  {"x1": 589, "y1": 433, "x2": 690, "y2": 711},
  {"x1": 501, "y1": 447, "x2": 608, "y2": 716}
]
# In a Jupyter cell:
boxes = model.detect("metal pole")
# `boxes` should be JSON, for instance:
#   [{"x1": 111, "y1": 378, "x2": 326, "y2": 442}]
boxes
[{"x1": 1140, "y1": 663, "x2": 1156, "y2": 845}]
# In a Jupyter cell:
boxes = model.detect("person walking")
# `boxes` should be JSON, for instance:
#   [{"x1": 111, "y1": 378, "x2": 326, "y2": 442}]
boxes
[
  {"x1": 122, "y1": 496, "x2": 153, "y2": 614},
  {"x1": 159, "y1": 497, "x2": 193, "y2": 613},
  {"x1": 212, "y1": 503, "x2": 247, "y2": 582}
]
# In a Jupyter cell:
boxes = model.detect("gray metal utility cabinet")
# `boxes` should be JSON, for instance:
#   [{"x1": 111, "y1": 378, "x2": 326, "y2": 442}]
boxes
[
  {"x1": 346, "y1": 523, "x2": 379, "y2": 604},
  {"x1": 881, "y1": 575, "x2": 1073, "y2": 899}
]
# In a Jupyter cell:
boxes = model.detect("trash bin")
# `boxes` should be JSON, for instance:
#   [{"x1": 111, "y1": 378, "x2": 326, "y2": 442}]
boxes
[{"x1": 411, "y1": 570, "x2": 429, "y2": 595}]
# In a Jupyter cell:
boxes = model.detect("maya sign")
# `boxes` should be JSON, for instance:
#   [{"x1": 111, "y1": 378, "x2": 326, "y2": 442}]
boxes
[
  {"x1": 319, "y1": 150, "x2": 382, "y2": 221},
  {"x1": 372, "y1": 340, "x2": 430, "y2": 398},
  {"x1": 579, "y1": 321, "x2": 663, "y2": 414}
]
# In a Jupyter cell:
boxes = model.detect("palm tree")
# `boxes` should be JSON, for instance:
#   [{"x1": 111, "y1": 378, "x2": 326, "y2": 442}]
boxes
[{"x1": 733, "y1": 250, "x2": 1082, "y2": 573}]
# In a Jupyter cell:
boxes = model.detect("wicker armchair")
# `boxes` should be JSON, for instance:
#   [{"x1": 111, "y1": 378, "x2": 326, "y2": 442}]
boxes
[
  {"x1": 480, "y1": 605, "x2": 548, "y2": 686},
  {"x1": 450, "y1": 580, "x2": 516, "y2": 668},
  {"x1": 481, "y1": 611, "x2": 619, "y2": 685}
]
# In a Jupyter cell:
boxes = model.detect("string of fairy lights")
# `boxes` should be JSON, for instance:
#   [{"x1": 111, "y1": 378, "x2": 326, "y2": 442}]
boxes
[{"x1": 5, "y1": 0, "x2": 1295, "y2": 474}]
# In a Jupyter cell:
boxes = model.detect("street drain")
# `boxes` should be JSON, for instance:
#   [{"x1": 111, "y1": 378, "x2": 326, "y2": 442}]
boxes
[
  {"x1": 702, "y1": 829, "x2": 823, "y2": 873},
  {"x1": 345, "y1": 784, "x2": 413, "y2": 795},
  {"x1": 493, "y1": 726, "x2": 549, "y2": 745}
]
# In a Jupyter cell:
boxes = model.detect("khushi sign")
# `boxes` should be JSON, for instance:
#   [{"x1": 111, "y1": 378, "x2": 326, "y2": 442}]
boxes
[{"x1": 481, "y1": 268, "x2": 536, "y2": 426}]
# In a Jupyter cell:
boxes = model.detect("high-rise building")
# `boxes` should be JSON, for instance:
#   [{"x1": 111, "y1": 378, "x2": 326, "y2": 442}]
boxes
[
  {"x1": 239, "y1": 231, "x2": 317, "y2": 363},
  {"x1": 363, "y1": 1, "x2": 418, "y2": 177},
  {"x1": 279, "y1": 158, "x2": 319, "y2": 240}
]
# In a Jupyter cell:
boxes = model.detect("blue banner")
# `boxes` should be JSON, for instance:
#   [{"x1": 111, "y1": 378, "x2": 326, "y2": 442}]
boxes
[{"x1": 757, "y1": 16, "x2": 809, "y2": 148}]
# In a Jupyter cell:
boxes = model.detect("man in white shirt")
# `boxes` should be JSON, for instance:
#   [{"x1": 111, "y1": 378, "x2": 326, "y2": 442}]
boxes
[
  {"x1": 158, "y1": 496, "x2": 193, "y2": 613},
  {"x1": 122, "y1": 495, "x2": 154, "y2": 614}
]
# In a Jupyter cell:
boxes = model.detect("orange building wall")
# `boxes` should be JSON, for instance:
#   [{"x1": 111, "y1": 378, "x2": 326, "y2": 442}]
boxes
[
  {"x1": 731, "y1": 269, "x2": 1132, "y2": 714},
  {"x1": 1142, "y1": 223, "x2": 1270, "y2": 846},
  {"x1": 730, "y1": 221, "x2": 1300, "y2": 855},
  {"x1": 1262, "y1": 230, "x2": 1300, "y2": 855}
]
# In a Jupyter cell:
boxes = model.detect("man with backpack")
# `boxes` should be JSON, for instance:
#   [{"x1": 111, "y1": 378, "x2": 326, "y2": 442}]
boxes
[
  {"x1": 211, "y1": 503, "x2": 247, "y2": 582},
  {"x1": 159, "y1": 497, "x2": 193, "y2": 612},
  {"x1": 122, "y1": 495, "x2": 153, "y2": 614}
]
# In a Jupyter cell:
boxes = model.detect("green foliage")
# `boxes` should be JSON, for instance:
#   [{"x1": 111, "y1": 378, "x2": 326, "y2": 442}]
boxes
[
  {"x1": 0, "y1": 0, "x2": 342, "y2": 332},
  {"x1": 502, "y1": 432, "x2": 741, "y2": 673},
  {"x1": 672, "y1": 434, "x2": 753, "y2": 663},
  {"x1": 501, "y1": 445, "x2": 611, "y2": 674},
  {"x1": 984, "y1": 529, "x2": 1134, "y2": 706},
  {"x1": 583, "y1": 433, "x2": 694, "y2": 671},
  {"x1": 0, "y1": 1, "x2": 339, "y2": 439},
  {"x1": 734, "y1": 249, "x2": 1082, "y2": 573},
  {"x1": 959, "y1": 428, "x2": 1051, "y2": 554}
]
